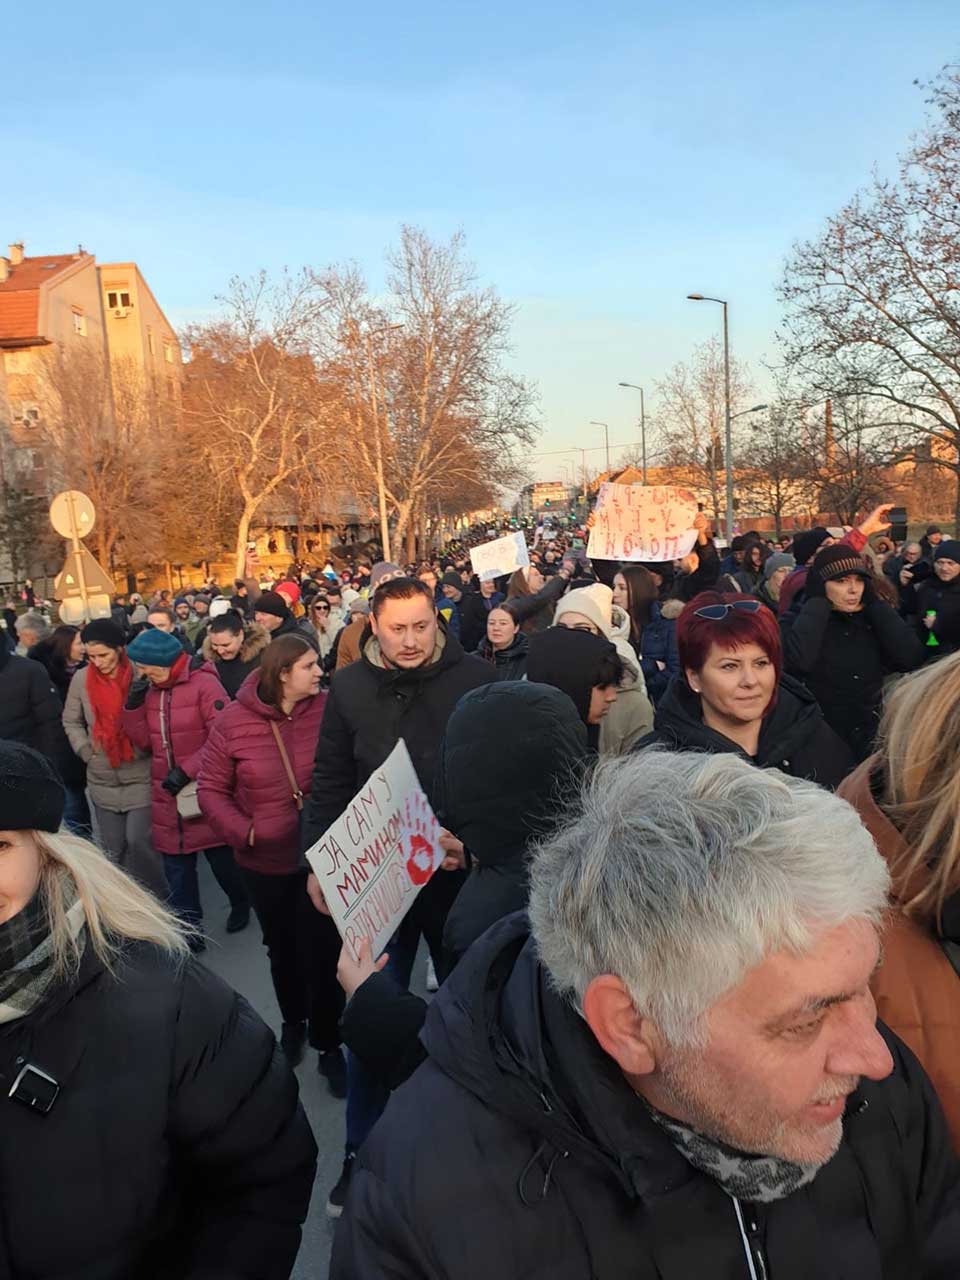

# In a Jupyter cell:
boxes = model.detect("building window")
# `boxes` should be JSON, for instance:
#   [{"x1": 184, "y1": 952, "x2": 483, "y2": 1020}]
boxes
[
  {"x1": 72, "y1": 309, "x2": 87, "y2": 336},
  {"x1": 147, "y1": 328, "x2": 155, "y2": 356},
  {"x1": 163, "y1": 341, "x2": 175, "y2": 364},
  {"x1": 105, "y1": 290, "x2": 132, "y2": 310}
]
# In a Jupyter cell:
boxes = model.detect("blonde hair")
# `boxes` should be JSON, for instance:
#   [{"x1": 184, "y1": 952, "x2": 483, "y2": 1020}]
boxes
[
  {"x1": 33, "y1": 829, "x2": 191, "y2": 981},
  {"x1": 877, "y1": 651, "x2": 960, "y2": 929}
]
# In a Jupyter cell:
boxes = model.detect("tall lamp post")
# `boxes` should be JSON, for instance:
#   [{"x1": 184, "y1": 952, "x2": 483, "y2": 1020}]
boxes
[
  {"x1": 358, "y1": 321, "x2": 403, "y2": 562},
  {"x1": 590, "y1": 421, "x2": 611, "y2": 472},
  {"x1": 617, "y1": 382, "x2": 647, "y2": 483},
  {"x1": 687, "y1": 294, "x2": 736, "y2": 539}
]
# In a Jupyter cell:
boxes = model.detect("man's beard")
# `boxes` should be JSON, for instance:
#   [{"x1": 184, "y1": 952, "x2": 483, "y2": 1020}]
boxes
[{"x1": 656, "y1": 1049, "x2": 858, "y2": 1167}]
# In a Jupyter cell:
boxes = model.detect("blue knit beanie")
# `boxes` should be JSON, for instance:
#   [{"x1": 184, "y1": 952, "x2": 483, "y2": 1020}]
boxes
[{"x1": 127, "y1": 628, "x2": 184, "y2": 667}]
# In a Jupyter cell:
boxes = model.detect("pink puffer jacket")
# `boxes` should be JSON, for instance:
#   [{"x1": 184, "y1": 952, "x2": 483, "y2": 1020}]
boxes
[
  {"x1": 122, "y1": 659, "x2": 230, "y2": 855},
  {"x1": 198, "y1": 670, "x2": 327, "y2": 875}
]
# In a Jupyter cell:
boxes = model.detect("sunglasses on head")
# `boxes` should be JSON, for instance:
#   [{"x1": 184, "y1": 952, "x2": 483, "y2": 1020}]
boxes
[{"x1": 693, "y1": 600, "x2": 763, "y2": 621}]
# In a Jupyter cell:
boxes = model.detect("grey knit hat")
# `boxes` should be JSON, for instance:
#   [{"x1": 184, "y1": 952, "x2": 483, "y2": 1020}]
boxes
[{"x1": 763, "y1": 552, "x2": 796, "y2": 581}]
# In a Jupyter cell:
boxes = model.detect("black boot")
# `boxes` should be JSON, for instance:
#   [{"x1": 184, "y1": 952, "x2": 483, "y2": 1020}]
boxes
[
  {"x1": 317, "y1": 1046, "x2": 347, "y2": 1098},
  {"x1": 326, "y1": 1150, "x2": 356, "y2": 1219},
  {"x1": 280, "y1": 1022, "x2": 307, "y2": 1067},
  {"x1": 226, "y1": 904, "x2": 250, "y2": 933}
]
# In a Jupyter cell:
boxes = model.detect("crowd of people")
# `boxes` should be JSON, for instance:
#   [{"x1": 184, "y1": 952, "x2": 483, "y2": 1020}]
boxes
[{"x1": 0, "y1": 501, "x2": 958, "y2": 1277}]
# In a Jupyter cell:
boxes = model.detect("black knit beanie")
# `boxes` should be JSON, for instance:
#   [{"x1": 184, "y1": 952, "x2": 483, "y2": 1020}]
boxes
[
  {"x1": 810, "y1": 544, "x2": 871, "y2": 585},
  {"x1": 0, "y1": 742, "x2": 65, "y2": 832},
  {"x1": 253, "y1": 590, "x2": 290, "y2": 620},
  {"x1": 934, "y1": 540, "x2": 960, "y2": 564},
  {"x1": 80, "y1": 618, "x2": 126, "y2": 649},
  {"x1": 792, "y1": 527, "x2": 831, "y2": 566}
]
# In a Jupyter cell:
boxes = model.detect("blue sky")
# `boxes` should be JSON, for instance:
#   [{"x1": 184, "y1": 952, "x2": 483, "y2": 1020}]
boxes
[{"x1": 2, "y1": 0, "x2": 955, "y2": 481}]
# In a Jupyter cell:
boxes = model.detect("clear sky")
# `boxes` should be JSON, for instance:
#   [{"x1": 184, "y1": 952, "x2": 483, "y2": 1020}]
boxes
[{"x1": 3, "y1": 0, "x2": 955, "y2": 483}]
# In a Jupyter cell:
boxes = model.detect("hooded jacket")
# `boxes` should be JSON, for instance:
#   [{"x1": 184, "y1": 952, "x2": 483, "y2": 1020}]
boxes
[
  {"x1": 332, "y1": 914, "x2": 960, "y2": 1280},
  {"x1": 634, "y1": 599, "x2": 680, "y2": 705},
  {"x1": 639, "y1": 672, "x2": 854, "y2": 790},
  {"x1": 526, "y1": 626, "x2": 618, "y2": 752},
  {"x1": 838, "y1": 757, "x2": 960, "y2": 1149},
  {"x1": 0, "y1": 940, "x2": 316, "y2": 1279},
  {"x1": 121, "y1": 658, "x2": 230, "y2": 854},
  {"x1": 201, "y1": 624, "x2": 270, "y2": 699},
  {"x1": 199, "y1": 671, "x2": 327, "y2": 874},
  {"x1": 339, "y1": 684, "x2": 589, "y2": 1086}
]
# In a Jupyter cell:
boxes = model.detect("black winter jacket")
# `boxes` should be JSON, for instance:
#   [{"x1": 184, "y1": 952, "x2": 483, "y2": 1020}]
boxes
[
  {"x1": 473, "y1": 631, "x2": 529, "y2": 680},
  {"x1": 782, "y1": 597, "x2": 924, "y2": 761},
  {"x1": 455, "y1": 590, "x2": 489, "y2": 654},
  {"x1": 914, "y1": 578, "x2": 960, "y2": 656},
  {"x1": 0, "y1": 646, "x2": 65, "y2": 766},
  {"x1": 0, "y1": 941, "x2": 316, "y2": 1279},
  {"x1": 301, "y1": 630, "x2": 494, "y2": 850},
  {"x1": 332, "y1": 914, "x2": 960, "y2": 1280},
  {"x1": 639, "y1": 672, "x2": 854, "y2": 789}
]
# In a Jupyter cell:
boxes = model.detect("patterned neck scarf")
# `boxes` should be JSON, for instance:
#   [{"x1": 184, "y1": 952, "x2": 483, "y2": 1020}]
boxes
[
  {"x1": 0, "y1": 878, "x2": 87, "y2": 1025},
  {"x1": 647, "y1": 1107, "x2": 821, "y2": 1203}
]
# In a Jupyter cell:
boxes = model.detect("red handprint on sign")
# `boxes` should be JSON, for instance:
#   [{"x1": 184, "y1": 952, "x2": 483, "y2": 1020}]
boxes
[{"x1": 406, "y1": 834, "x2": 435, "y2": 886}]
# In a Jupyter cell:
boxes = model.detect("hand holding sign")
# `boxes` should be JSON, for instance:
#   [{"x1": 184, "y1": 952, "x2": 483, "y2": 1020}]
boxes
[
  {"x1": 303, "y1": 740, "x2": 446, "y2": 960},
  {"x1": 587, "y1": 484, "x2": 699, "y2": 563}
]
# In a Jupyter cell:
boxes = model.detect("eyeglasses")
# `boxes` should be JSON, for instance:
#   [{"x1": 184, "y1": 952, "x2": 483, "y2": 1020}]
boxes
[
  {"x1": 314, "y1": 605, "x2": 330, "y2": 613},
  {"x1": 693, "y1": 600, "x2": 763, "y2": 621}
]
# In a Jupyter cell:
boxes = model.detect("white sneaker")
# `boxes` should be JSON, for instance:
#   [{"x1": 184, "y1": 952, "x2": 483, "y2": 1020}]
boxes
[{"x1": 425, "y1": 956, "x2": 439, "y2": 992}]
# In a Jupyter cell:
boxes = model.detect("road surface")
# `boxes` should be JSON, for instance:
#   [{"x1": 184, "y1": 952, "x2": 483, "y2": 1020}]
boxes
[{"x1": 198, "y1": 860, "x2": 429, "y2": 1279}]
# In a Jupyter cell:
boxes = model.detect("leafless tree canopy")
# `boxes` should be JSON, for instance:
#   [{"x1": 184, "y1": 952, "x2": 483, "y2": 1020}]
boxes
[
  {"x1": 779, "y1": 65, "x2": 960, "y2": 520},
  {"x1": 653, "y1": 337, "x2": 753, "y2": 523}
]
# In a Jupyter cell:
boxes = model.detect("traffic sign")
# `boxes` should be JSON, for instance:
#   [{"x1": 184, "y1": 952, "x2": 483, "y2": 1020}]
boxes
[
  {"x1": 54, "y1": 548, "x2": 116, "y2": 599},
  {"x1": 58, "y1": 595, "x2": 113, "y2": 625},
  {"x1": 49, "y1": 491, "x2": 96, "y2": 541}
]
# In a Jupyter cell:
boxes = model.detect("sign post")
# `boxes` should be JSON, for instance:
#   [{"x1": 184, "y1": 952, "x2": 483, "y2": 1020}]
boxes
[{"x1": 49, "y1": 490, "x2": 113, "y2": 624}]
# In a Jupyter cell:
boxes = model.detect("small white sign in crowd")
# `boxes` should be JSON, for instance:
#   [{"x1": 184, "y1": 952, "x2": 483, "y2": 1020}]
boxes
[{"x1": 469, "y1": 531, "x2": 530, "y2": 582}]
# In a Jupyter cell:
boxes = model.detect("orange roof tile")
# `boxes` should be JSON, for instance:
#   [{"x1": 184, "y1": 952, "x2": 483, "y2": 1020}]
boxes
[{"x1": 0, "y1": 253, "x2": 83, "y2": 342}]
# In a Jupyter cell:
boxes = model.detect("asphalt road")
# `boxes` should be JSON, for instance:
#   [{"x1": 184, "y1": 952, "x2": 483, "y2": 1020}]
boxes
[{"x1": 197, "y1": 860, "x2": 423, "y2": 1280}]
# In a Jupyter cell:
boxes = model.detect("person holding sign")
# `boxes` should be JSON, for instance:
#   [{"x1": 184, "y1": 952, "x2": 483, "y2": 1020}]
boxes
[
  {"x1": 300, "y1": 574, "x2": 494, "y2": 1217},
  {"x1": 199, "y1": 634, "x2": 346, "y2": 1095}
]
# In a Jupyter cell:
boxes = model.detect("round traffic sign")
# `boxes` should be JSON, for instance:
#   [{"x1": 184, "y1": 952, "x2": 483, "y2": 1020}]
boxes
[{"x1": 49, "y1": 490, "x2": 96, "y2": 540}]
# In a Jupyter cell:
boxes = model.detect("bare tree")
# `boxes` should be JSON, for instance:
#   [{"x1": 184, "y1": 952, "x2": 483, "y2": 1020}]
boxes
[
  {"x1": 806, "y1": 396, "x2": 891, "y2": 526},
  {"x1": 654, "y1": 337, "x2": 753, "y2": 524},
  {"x1": 739, "y1": 403, "x2": 820, "y2": 535},
  {"x1": 182, "y1": 272, "x2": 340, "y2": 578},
  {"x1": 314, "y1": 228, "x2": 538, "y2": 558},
  {"x1": 780, "y1": 66, "x2": 960, "y2": 522},
  {"x1": 36, "y1": 346, "x2": 165, "y2": 570}
]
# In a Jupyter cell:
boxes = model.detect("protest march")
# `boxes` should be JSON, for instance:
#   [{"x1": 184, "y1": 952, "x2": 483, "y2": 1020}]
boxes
[{"x1": 4, "y1": 15, "x2": 960, "y2": 1276}]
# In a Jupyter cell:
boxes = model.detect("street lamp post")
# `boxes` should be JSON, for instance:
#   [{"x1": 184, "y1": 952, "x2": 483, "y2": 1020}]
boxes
[
  {"x1": 356, "y1": 321, "x2": 403, "y2": 562},
  {"x1": 590, "y1": 421, "x2": 611, "y2": 472},
  {"x1": 687, "y1": 294, "x2": 735, "y2": 539},
  {"x1": 618, "y1": 382, "x2": 647, "y2": 484}
]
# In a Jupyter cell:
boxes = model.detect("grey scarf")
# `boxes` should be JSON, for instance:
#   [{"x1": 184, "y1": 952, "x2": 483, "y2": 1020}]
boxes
[
  {"x1": 648, "y1": 1108, "x2": 821, "y2": 1203},
  {"x1": 0, "y1": 879, "x2": 86, "y2": 1025}
]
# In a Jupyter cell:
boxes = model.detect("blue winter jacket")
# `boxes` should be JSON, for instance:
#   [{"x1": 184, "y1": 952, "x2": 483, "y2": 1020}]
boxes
[{"x1": 637, "y1": 602, "x2": 679, "y2": 705}]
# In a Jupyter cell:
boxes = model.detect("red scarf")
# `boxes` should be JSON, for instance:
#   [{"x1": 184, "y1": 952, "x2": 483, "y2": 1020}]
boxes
[
  {"x1": 86, "y1": 653, "x2": 136, "y2": 769},
  {"x1": 152, "y1": 651, "x2": 189, "y2": 690}
]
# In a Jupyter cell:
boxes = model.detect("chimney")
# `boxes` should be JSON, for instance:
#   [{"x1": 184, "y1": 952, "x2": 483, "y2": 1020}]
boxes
[
  {"x1": 8, "y1": 243, "x2": 24, "y2": 266},
  {"x1": 0, "y1": 257, "x2": 9, "y2": 283}
]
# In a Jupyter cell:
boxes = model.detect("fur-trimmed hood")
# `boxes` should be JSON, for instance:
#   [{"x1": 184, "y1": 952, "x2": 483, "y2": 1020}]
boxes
[{"x1": 202, "y1": 623, "x2": 271, "y2": 664}]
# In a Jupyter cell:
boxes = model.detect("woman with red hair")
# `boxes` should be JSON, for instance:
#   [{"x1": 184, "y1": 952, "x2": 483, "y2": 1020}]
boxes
[{"x1": 638, "y1": 591, "x2": 853, "y2": 789}]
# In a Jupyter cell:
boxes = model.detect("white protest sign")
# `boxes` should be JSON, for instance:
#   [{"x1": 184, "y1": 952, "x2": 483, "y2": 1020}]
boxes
[
  {"x1": 303, "y1": 740, "x2": 445, "y2": 960},
  {"x1": 469, "y1": 530, "x2": 530, "y2": 582},
  {"x1": 587, "y1": 484, "x2": 699, "y2": 562}
]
